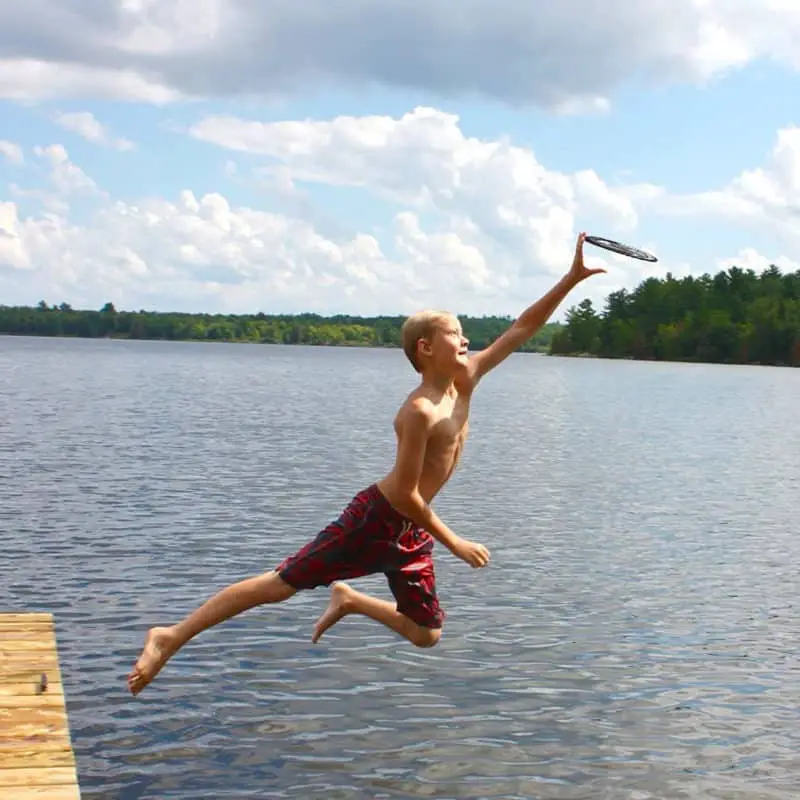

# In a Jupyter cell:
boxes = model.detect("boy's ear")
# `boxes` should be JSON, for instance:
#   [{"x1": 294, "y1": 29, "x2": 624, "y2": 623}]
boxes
[{"x1": 417, "y1": 336, "x2": 433, "y2": 359}]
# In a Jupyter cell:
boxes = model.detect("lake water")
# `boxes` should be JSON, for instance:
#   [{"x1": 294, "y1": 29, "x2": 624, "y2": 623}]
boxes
[{"x1": 2, "y1": 335, "x2": 799, "y2": 799}]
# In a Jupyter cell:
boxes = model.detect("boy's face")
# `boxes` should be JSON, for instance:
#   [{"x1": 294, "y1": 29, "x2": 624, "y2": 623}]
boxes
[{"x1": 427, "y1": 315, "x2": 469, "y2": 373}]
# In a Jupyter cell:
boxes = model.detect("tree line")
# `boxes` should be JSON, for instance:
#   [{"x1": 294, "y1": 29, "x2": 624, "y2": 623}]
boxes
[
  {"x1": 0, "y1": 301, "x2": 559, "y2": 353},
  {"x1": 5, "y1": 264, "x2": 799, "y2": 366},
  {"x1": 550, "y1": 265, "x2": 800, "y2": 366}
]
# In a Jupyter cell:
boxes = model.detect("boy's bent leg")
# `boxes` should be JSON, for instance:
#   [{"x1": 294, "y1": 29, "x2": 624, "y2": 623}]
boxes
[
  {"x1": 311, "y1": 525, "x2": 446, "y2": 648},
  {"x1": 312, "y1": 582, "x2": 442, "y2": 648},
  {"x1": 128, "y1": 570, "x2": 295, "y2": 695}
]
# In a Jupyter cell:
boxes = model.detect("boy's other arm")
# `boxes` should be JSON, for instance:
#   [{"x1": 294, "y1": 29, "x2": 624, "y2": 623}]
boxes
[
  {"x1": 389, "y1": 402, "x2": 490, "y2": 568},
  {"x1": 469, "y1": 232, "x2": 605, "y2": 383}
]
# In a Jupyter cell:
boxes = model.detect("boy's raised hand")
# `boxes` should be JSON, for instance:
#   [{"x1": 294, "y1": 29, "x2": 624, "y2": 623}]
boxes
[{"x1": 568, "y1": 232, "x2": 607, "y2": 284}]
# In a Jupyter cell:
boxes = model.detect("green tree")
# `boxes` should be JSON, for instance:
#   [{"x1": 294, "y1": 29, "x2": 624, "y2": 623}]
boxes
[
  {"x1": 552, "y1": 264, "x2": 800, "y2": 367},
  {"x1": 0, "y1": 302, "x2": 566, "y2": 357}
]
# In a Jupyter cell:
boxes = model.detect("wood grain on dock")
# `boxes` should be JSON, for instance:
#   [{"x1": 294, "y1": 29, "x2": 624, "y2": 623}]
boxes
[{"x1": 0, "y1": 613, "x2": 81, "y2": 799}]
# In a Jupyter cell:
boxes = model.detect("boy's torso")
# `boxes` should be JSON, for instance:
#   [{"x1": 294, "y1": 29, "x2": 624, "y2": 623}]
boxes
[
  {"x1": 418, "y1": 386, "x2": 471, "y2": 499},
  {"x1": 382, "y1": 379, "x2": 473, "y2": 506}
]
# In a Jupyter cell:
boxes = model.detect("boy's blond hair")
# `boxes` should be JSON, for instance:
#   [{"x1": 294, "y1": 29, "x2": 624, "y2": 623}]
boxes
[{"x1": 401, "y1": 310, "x2": 454, "y2": 372}]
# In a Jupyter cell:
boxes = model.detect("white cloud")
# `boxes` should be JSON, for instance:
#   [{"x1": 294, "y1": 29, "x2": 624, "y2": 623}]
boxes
[
  {"x1": 716, "y1": 247, "x2": 800, "y2": 274},
  {"x1": 2, "y1": 144, "x2": 103, "y2": 220},
  {"x1": 32, "y1": 144, "x2": 102, "y2": 196},
  {"x1": 190, "y1": 107, "x2": 658, "y2": 280},
  {"x1": 1, "y1": 2, "x2": 800, "y2": 107},
  {"x1": 1, "y1": 181, "x2": 621, "y2": 317},
  {"x1": 2, "y1": 106, "x2": 798, "y2": 319},
  {"x1": 0, "y1": 59, "x2": 182, "y2": 105},
  {"x1": 660, "y1": 125, "x2": 800, "y2": 250},
  {"x1": 0, "y1": 202, "x2": 32, "y2": 270},
  {"x1": 0, "y1": 140, "x2": 24, "y2": 165},
  {"x1": 2, "y1": 190, "x2": 475, "y2": 314},
  {"x1": 53, "y1": 111, "x2": 135, "y2": 151}
]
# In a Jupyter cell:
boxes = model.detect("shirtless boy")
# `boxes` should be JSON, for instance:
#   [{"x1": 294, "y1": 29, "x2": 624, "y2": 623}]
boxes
[{"x1": 128, "y1": 232, "x2": 604, "y2": 695}]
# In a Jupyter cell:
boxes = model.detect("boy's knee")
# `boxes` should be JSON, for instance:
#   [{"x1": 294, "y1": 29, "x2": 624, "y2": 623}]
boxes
[{"x1": 411, "y1": 626, "x2": 442, "y2": 648}]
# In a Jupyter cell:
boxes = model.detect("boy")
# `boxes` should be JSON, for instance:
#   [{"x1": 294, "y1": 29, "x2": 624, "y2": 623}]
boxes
[{"x1": 128, "y1": 232, "x2": 604, "y2": 695}]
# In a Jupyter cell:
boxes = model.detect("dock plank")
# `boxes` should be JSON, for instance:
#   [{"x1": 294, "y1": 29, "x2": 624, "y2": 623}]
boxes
[
  {"x1": 0, "y1": 766, "x2": 78, "y2": 787},
  {"x1": 3, "y1": 787, "x2": 80, "y2": 800},
  {"x1": 0, "y1": 613, "x2": 81, "y2": 797},
  {"x1": 0, "y1": 683, "x2": 65, "y2": 698}
]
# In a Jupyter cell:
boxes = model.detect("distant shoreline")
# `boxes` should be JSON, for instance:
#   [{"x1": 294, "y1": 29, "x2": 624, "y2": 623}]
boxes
[
  {"x1": 0, "y1": 305, "x2": 559, "y2": 354},
  {"x1": 4, "y1": 332, "x2": 793, "y2": 367},
  {"x1": 0, "y1": 331, "x2": 552, "y2": 352}
]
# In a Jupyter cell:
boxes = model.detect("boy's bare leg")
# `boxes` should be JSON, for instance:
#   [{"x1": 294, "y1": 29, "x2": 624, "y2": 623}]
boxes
[
  {"x1": 128, "y1": 570, "x2": 295, "y2": 696},
  {"x1": 312, "y1": 582, "x2": 441, "y2": 648}
]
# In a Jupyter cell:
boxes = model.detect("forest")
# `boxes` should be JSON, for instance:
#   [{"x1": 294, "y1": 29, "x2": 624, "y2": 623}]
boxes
[
  {"x1": 0, "y1": 301, "x2": 558, "y2": 353},
  {"x1": 550, "y1": 265, "x2": 800, "y2": 366},
  {"x1": 3, "y1": 263, "x2": 798, "y2": 366}
]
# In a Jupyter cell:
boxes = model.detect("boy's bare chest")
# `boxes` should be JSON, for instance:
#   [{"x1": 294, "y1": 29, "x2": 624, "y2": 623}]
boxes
[{"x1": 428, "y1": 396, "x2": 470, "y2": 451}]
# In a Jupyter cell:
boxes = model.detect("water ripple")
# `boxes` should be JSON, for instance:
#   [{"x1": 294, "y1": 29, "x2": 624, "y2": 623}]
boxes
[{"x1": 2, "y1": 338, "x2": 799, "y2": 798}]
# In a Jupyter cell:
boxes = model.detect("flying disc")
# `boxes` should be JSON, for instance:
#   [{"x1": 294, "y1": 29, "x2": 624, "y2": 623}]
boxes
[{"x1": 585, "y1": 235, "x2": 658, "y2": 263}]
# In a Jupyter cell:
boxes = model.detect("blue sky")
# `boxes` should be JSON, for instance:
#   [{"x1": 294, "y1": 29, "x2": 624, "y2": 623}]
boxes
[{"x1": 1, "y1": 1, "x2": 799, "y2": 317}]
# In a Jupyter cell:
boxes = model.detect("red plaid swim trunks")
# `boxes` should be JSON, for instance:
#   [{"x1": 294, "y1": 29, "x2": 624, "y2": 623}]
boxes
[{"x1": 275, "y1": 484, "x2": 445, "y2": 629}]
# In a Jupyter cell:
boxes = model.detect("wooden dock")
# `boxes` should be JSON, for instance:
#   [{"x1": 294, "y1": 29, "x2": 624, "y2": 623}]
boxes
[{"x1": 0, "y1": 613, "x2": 81, "y2": 799}]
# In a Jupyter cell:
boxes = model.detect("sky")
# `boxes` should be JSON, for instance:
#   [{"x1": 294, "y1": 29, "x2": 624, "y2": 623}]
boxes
[{"x1": 2, "y1": 0, "x2": 800, "y2": 319}]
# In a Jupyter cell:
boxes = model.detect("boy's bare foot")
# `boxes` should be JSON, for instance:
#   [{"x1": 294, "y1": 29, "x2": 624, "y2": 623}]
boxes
[
  {"x1": 312, "y1": 582, "x2": 354, "y2": 643},
  {"x1": 127, "y1": 626, "x2": 178, "y2": 696}
]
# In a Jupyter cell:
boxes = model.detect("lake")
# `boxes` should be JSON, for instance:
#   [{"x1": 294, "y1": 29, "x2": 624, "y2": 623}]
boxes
[{"x1": 2, "y1": 335, "x2": 799, "y2": 799}]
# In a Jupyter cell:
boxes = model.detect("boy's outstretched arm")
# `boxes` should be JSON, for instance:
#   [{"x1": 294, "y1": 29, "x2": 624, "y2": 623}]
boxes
[
  {"x1": 469, "y1": 232, "x2": 605, "y2": 382},
  {"x1": 388, "y1": 400, "x2": 490, "y2": 569}
]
